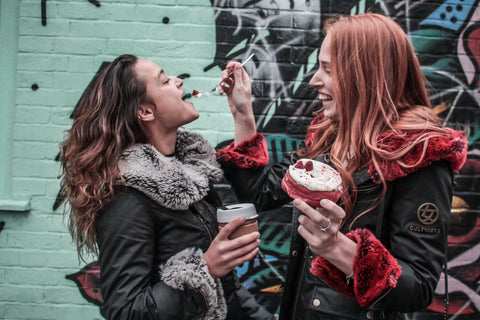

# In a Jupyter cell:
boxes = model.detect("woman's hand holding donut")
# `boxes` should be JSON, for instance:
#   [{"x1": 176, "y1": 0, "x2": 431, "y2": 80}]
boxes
[
  {"x1": 295, "y1": 198, "x2": 357, "y2": 275},
  {"x1": 295, "y1": 199, "x2": 344, "y2": 255},
  {"x1": 203, "y1": 217, "x2": 260, "y2": 279}
]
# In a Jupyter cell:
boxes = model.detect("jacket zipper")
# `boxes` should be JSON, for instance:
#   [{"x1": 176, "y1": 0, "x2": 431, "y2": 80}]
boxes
[
  {"x1": 195, "y1": 213, "x2": 216, "y2": 313},
  {"x1": 369, "y1": 287, "x2": 392, "y2": 308},
  {"x1": 197, "y1": 215, "x2": 213, "y2": 242},
  {"x1": 292, "y1": 244, "x2": 309, "y2": 318}
]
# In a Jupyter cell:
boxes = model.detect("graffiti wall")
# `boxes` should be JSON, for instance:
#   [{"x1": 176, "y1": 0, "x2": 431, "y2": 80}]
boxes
[
  {"x1": 7, "y1": 0, "x2": 477, "y2": 319},
  {"x1": 215, "y1": 1, "x2": 480, "y2": 318}
]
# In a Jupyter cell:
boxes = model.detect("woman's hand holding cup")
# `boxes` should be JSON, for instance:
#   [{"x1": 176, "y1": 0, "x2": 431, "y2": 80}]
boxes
[{"x1": 204, "y1": 214, "x2": 260, "y2": 279}]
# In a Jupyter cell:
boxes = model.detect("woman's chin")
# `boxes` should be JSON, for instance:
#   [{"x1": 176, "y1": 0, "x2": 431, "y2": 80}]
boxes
[{"x1": 323, "y1": 104, "x2": 339, "y2": 120}]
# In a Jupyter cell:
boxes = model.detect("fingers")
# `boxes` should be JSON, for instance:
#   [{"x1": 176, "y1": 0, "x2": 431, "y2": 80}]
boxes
[
  {"x1": 293, "y1": 198, "x2": 345, "y2": 223},
  {"x1": 225, "y1": 61, "x2": 241, "y2": 72},
  {"x1": 297, "y1": 222, "x2": 316, "y2": 246},
  {"x1": 227, "y1": 233, "x2": 260, "y2": 259},
  {"x1": 232, "y1": 63, "x2": 248, "y2": 86},
  {"x1": 294, "y1": 198, "x2": 348, "y2": 257},
  {"x1": 219, "y1": 61, "x2": 248, "y2": 95},
  {"x1": 229, "y1": 247, "x2": 259, "y2": 268},
  {"x1": 293, "y1": 199, "x2": 331, "y2": 230},
  {"x1": 216, "y1": 217, "x2": 246, "y2": 240},
  {"x1": 211, "y1": 229, "x2": 260, "y2": 271},
  {"x1": 319, "y1": 199, "x2": 346, "y2": 220},
  {"x1": 293, "y1": 199, "x2": 318, "y2": 218},
  {"x1": 216, "y1": 226, "x2": 260, "y2": 261},
  {"x1": 229, "y1": 231, "x2": 260, "y2": 250},
  {"x1": 206, "y1": 219, "x2": 261, "y2": 278},
  {"x1": 221, "y1": 233, "x2": 260, "y2": 269}
]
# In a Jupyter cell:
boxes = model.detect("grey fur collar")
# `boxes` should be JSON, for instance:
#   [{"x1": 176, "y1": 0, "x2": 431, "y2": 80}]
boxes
[{"x1": 118, "y1": 128, "x2": 223, "y2": 210}]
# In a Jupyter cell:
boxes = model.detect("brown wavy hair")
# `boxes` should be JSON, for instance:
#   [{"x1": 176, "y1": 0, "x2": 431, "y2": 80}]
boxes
[
  {"x1": 60, "y1": 54, "x2": 148, "y2": 259},
  {"x1": 300, "y1": 14, "x2": 452, "y2": 224}
]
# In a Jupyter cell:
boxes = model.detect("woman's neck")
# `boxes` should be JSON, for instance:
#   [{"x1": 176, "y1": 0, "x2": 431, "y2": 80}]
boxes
[{"x1": 148, "y1": 130, "x2": 177, "y2": 156}]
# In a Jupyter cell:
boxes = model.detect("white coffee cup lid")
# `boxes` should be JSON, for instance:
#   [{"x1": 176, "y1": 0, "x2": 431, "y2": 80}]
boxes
[{"x1": 217, "y1": 203, "x2": 258, "y2": 223}]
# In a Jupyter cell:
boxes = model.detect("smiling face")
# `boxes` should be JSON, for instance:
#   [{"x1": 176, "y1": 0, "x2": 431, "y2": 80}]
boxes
[
  {"x1": 309, "y1": 34, "x2": 338, "y2": 121},
  {"x1": 133, "y1": 59, "x2": 199, "y2": 133}
]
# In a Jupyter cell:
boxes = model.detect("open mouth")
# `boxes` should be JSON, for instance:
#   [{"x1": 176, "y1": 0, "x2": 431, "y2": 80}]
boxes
[
  {"x1": 319, "y1": 93, "x2": 332, "y2": 102},
  {"x1": 182, "y1": 93, "x2": 192, "y2": 101}
]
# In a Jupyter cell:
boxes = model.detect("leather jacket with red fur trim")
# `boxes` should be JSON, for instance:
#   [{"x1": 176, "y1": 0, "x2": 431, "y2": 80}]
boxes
[{"x1": 218, "y1": 128, "x2": 467, "y2": 320}]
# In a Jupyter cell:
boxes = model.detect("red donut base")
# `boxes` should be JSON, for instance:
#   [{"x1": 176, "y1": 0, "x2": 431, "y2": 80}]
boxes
[{"x1": 281, "y1": 171, "x2": 342, "y2": 207}]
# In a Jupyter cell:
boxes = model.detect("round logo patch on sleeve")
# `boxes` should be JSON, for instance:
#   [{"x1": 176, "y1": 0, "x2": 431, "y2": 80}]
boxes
[{"x1": 417, "y1": 203, "x2": 440, "y2": 225}]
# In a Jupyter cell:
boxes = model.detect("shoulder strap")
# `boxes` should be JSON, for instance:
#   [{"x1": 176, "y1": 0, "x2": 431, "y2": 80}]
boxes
[{"x1": 443, "y1": 224, "x2": 449, "y2": 320}]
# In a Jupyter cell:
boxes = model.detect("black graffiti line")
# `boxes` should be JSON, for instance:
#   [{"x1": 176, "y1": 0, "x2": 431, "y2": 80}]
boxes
[
  {"x1": 88, "y1": 0, "x2": 101, "y2": 7},
  {"x1": 41, "y1": 0, "x2": 101, "y2": 26},
  {"x1": 41, "y1": 0, "x2": 47, "y2": 26}
]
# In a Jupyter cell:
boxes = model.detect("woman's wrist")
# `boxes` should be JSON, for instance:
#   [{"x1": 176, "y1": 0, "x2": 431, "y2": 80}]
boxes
[
  {"x1": 203, "y1": 253, "x2": 219, "y2": 279},
  {"x1": 320, "y1": 233, "x2": 357, "y2": 276},
  {"x1": 234, "y1": 114, "x2": 256, "y2": 145}
]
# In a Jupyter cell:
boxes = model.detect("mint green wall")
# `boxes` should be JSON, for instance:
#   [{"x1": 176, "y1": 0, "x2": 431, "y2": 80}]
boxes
[
  {"x1": 0, "y1": 1, "x2": 227, "y2": 319},
  {"x1": 2, "y1": 1, "x2": 480, "y2": 319}
]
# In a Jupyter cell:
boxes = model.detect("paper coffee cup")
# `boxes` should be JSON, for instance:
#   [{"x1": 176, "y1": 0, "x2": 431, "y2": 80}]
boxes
[{"x1": 217, "y1": 203, "x2": 259, "y2": 239}]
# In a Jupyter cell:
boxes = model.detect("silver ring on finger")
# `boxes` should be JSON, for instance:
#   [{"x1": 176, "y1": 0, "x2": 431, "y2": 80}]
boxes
[{"x1": 319, "y1": 218, "x2": 331, "y2": 232}]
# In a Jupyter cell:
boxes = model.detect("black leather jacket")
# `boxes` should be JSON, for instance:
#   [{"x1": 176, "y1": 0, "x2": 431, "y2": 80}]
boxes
[
  {"x1": 96, "y1": 187, "x2": 273, "y2": 320},
  {"x1": 95, "y1": 130, "x2": 274, "y2": 320},
  {"x1": 221, "y1": 150, "x2": 454, "y2": 320}
]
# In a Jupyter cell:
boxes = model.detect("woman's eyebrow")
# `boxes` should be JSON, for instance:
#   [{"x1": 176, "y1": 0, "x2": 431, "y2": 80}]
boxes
[{"x1": 157, "y1": 69, "x2": 165, "y2": 80}]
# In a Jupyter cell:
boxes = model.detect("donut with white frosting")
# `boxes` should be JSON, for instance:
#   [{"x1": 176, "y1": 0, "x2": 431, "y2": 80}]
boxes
[{"x1": 281, "y1": 158, "x2": 342, "y2": 206}]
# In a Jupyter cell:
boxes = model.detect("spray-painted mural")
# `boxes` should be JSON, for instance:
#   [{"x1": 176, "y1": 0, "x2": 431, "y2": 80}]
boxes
[{"x1": 55, "y1": 0, "x2": 480, "y2": 318}]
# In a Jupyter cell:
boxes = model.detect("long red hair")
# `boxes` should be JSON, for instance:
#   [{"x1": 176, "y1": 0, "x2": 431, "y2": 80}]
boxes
[
  {"x1": 60, "y1": 54, "x2": 148, "y2": 259},
  {"x1": 300, "y1": 14, "x2": 452, "y2": 222}
]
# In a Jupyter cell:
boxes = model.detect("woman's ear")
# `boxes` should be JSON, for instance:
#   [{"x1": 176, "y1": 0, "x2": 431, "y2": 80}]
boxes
[{"x1": 137, "y1": 104, "x2": 155, "y2": 122}]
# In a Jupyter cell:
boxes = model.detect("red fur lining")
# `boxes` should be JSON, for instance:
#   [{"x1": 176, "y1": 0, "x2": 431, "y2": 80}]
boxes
[
  {"x1": 215, "y1": 133, "x2": 269, "y2": 169},
  {"x1": 368, "y1": 129, "x2": 468, "y2": 183},
  {"x1": 305, "y1": 114, "x2": 325, "y2": 148},
  {"x1": 310, "y1": 228, "x2": 401, "y2": 307},
  {"x1": 310, "y1": 256, "x2": 354, "y2": 298},
  {"x1": 307, "y1": 116, "x2": 467, "y2": 183}
]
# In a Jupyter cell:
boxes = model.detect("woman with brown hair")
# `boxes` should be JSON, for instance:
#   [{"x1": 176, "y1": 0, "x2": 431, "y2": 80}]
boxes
[
  {"x1": 217, "y1": 13, "x2": 468, "y2": 319},
  {"x1": 60, "y1": 54, "x2": 274, "y2": 320}
]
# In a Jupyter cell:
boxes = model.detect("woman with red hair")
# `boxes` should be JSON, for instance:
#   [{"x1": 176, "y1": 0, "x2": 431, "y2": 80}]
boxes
[{"x1": 218, "y1": 13, "x2": 468, "y2": 319}]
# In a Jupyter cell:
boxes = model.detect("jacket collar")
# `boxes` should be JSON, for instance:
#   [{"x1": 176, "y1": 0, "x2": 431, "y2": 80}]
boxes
[
  {"x1": 312, "y1": 127, "x2": 468, "y2": 184},
  {"x1": 118, "y1": 128, "x2": 223, "y2": 210},
  {"x1": 368, "y1": 128, "x2": 468, "y2": 183}
]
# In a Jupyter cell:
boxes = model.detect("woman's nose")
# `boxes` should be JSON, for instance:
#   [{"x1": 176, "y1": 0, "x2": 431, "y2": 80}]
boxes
[
  {"x1": 176, "y1": 78, "x2": 183, "y2": 87},
  {"x1": 309, "y1": 71, "x2": 323, "y2": 88}
]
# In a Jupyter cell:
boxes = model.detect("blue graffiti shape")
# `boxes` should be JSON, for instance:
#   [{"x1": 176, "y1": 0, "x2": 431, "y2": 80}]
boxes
[{"x1": 420, "y1": 0, "x2": 477, "y2": 32}]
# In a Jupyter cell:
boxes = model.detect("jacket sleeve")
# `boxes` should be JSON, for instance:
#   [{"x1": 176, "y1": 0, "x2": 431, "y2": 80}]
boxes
[
  {"x1": 96, "y1": 191, "x2": 224, "y2": 320},
  {"x1": 218, "y1": 134, "x2": 296, "y2": 211},
  {"x1": 311, "y1": 161, "x2": 452, "y2": 312},
  {"x1": 377, "y1": 160, "x2": 452, "y2": 311}
]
